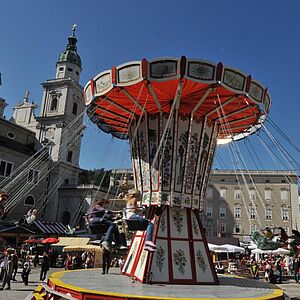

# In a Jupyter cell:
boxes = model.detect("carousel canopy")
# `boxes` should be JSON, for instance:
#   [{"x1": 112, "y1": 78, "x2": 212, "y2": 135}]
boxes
[{"x1": 85, "y1": 56, "x2": 271, "y2": 142}]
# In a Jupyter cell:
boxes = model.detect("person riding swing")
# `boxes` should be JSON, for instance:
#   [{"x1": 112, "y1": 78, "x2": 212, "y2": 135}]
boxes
[
  {"x1": 124, "y1": 189, "x2": 157, "y2": 252},
  {"x1": 87, "y1": 198, "x2": 127, "y2": 252}
]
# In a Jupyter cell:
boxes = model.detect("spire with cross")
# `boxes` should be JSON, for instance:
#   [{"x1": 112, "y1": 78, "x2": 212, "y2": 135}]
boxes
[{"x1": 23, "y1": 90, "x2": 30, "y2": 102}]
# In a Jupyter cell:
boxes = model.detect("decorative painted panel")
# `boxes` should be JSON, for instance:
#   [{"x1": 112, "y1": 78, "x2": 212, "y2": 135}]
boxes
[
  {"x1": 118, "y1": 64, "x2": 140, "y2": 83},
  {"x1": 150, "y1": 60, "x2": 177, "y2": 79},
  {"x1": 184, "y1": 119, "x2": 204, "y2": 195},
  {"x1": 156, "y1": 208, "x2": 168, "y2": 238},
  {"x1": 85, "y1": 85, "x2": 93, "y2": 104},
  {"x1": 194, "y1": 242, "x2": 215, "y2": 283},
  {"x1": 171, "y1": 240, "x2": 192, "y2": 279},
  {"x1": 148, "y1": 116, "x2": 159, "y2": 192},
  {"x1": 150, "y1": 239, "x2": 169, "y2": 282},
  {"x1": 170, "y1": 208, "x2": 188, "y2": 238},
  {"x1": 130, "y1": 125, "x2": 142, "y2": 192},
  {"x1": 249, "y1": 81, "x2": 263, "y2": 103},
  {"x1": 191, "y1": 211, "x2": 202, "y2": 239},
  {"x1": 161, "y1": 114, "x2": 174, "y2": 192},
  {"x1": 138, "y1": 118, "x2": 151, "y2": 195},
  {"x1": 95, "y1": 72, "x2": 111, "y2": 93},
  {"x1": 223, "y1": 69, "x2": 246, "y2": 91},
  {"x1": 122, "y1": 236, "x2": 142, "y2": 275},
  {"x1": 187, "y1": 62, "x2": 215, "y2": 81},
  {"x1": 134, "y1": 248, "x2": 149, "y2": 281},
  {"x1": 174, "y1": 117, "x2": 190, "y2": 193},
  {"x1": 193, "y1": 120, "x2": 214, "y2": 198}
]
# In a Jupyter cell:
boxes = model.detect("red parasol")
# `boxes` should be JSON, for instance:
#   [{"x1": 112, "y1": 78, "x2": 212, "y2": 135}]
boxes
[
  {"x1": 42, "y1": 237, "x2": 59, "y2": 244},
  {"x1": 23, "y1": 238, "x2": 43, "y2": 244}
]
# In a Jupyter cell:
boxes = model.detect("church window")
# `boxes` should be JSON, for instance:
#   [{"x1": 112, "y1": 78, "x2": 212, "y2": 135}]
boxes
[
  {"x1": 282, "y1": 209, "x2": 289, "y2": 220},
  {"x1": 72, "y1": 102, "x2": 78, "y2": 115},
  {"x1": 206, "y1": 206, "x2": 213, "y2": 216},
  {"x1": 266, "y1": 208, "x2": 272, "y2": 220},
  {"x1": 0, "y1": 160, "x2": 13, "y2": 177},
  {"x1": 234, "y1": 223, "x2": 241, "y2": 234},
  {"x1": 67, "y1": 67, "x2": 73, "y2": 72},
  {"x1": 62, "y1": 211, "x2": 71, "y2": 225},
  {"x1": 67, "y1": 151, "x2": 73, "y2": 163},
  {"x1": 219, "y1": 206, "x2": 226, "y2": 218},
  {"x1": 250, "y1": 207, "x2": 256, "y2": 219},
  {"x1": 28, "y1": 169, "x2": 39, "y2": 184},
  {"x1": 7, "y1": 132, "x2": 15, "y2": 139},
  {"x1": 24, "y1": 195, "x2": 35, "y2": 206},
  {"x1": 59, "y1": 67, "x2": 64, "y2": 71},
  {"x1": 76, "y1": 71, "x2": 79, "y2": 75},
  {"x1": 50, "y1": 97, "x2": 58, "y2": 111},
  {"x1": 234, "y1": 207, "x2": 241, "y2": 218}
]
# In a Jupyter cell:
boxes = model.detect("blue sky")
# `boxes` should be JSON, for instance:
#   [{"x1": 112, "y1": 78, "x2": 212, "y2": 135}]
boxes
[{"x1": 1, "y1": 0, "x2": 300, "y2": 172}]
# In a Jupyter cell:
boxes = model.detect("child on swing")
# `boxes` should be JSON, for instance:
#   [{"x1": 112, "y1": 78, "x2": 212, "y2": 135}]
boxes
[{"x1": 125, "y1": 189, "x2": 157, "y2": 252}]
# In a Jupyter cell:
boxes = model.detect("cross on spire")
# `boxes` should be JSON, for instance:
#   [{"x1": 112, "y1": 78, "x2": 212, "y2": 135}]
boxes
[
  {"x1": 23, "y1": 90, "x2": 30, "y2": 102},
  {"x1": 72, "y1": 24, "x2": 77, "y2": 37}
]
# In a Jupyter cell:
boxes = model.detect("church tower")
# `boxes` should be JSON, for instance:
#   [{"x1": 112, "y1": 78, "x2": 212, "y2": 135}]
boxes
[{"x1": 36, "y1": 26, "x2": 84, "y2": 170}]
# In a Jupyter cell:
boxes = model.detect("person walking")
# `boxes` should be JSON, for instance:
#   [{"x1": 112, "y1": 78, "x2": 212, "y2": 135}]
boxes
[
  {"x1": 102, "y1": 248, "x2": 111, "y2": 274},
  {"x1": 11, "y1": 251, "x2": 18, "y2": 281},
  {"x1": 40, "y1": 252, "x2": 50, "y2": 281},
  {"x1": 0, "y1": 251, "x2": 8, "y2": 281},
  {"x1": 293, "y1": 254, "x2": 300, "y2": 283},
  {"x1": 21, "y1": 256, "x2": 31, "y2": 286},
  {"x1": 0, "y1": 255, "x2": 13, "y2": 290}
]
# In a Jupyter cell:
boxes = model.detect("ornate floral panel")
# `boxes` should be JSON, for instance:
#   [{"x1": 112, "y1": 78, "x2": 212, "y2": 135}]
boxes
[
  {"x1": 249, "y1": 81, "x2": 263, "y2": 103},
  {"x1": 150, "y1": 60, "x2": 177, "y2": 79},
  {"x1": 150, "y1": 239, "x2": 169, "y2": 282},
  {"x1": 122, "y1": 236, "x2": 143, "y2": 275},
  {"x1": 222, "y1": 68, "x2": 246, "y2": 91},
  {"x1": 171, "y1": 241, "x2": 192, "y2": 280},
  {"x1": 174, "y1": 117, "x2": 190, "y2": 193},
  {"x1": 194, "y1": 242, "x2": 215, "y2": 283},
  {"x1": 95, "y1": 72, "x2": 111, "y2": 93},
  {"x1": 161, "y1": 114, "x2": 175, "y2": 192},
  {"x1": 148, "y1": 116, "x2": 159, "y2": 192},
  {"x1": 156, "y1": 208, "x2": 168, "y2": 238},
  {"x1": 170, "y1": 208, "x2": 188, "y2": 238},
  {"x1": 118, "y1": 64, "x2": 140, "y2": 83},
  {"x1": 187, "y1": 61, "x2": 215, "y2": 81},
  {"x1": 134, "y1": 247, "x2": 149, "y2": 281}
]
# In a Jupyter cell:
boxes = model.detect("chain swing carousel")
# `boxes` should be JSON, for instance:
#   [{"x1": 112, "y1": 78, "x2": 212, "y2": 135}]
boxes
[{"x1": 41, "y1": 57, "x2": 285, "y2": 300}]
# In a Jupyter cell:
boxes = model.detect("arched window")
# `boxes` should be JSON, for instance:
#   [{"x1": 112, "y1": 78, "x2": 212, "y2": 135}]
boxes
[
  {"x1": 72, "y1": 102, "x2": 78, "y2": 115},
  {"x1": 50, "y1": 97, "x2": 58, "y2": 111},
  {"x1": 24, "y1": 195, "x2": 35, "y2": 206},
  {"x1": 61, "y1": 211, "x2": 71, "y2": 225},
  {"x1": 67, "y1": 151, "x2": 73, "y2": 163}
]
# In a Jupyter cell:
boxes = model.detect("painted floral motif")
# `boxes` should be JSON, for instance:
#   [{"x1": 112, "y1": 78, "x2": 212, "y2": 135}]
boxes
[
  {"x1": 155, "y1": 246, "x2": 165, "y2": 272},
  {"x1": 185, "y1": 132, "x2": 200, "y2": 191},
  {"x1": 175, "y1": 131, "x2": 188, "y2": 187},
  {"x1": 192, "y1": 217, "x2": 199, "y2": 236},
  {"x1": 172, "y1": 209, "x2": 184, "y2": 233},
  {"x1": 173, "y1": 196, "x2": 181, "y2": 206},
  {"x1": 139, "y1": 130, "x2": 150, "y2": 191},
  {"x1": 162, "y1": 131, "x2": 173, "y2": 190},
  {"x1": 119, "y1": 66, "x2": 140, "y2": 83},
  {"x1": 184, "y1": 196, "x2": 191, "y2": 206},
  {"x1": 223, "y1": 70, "x2": 244, "y2": 90},
  {"x1": 196, "y1": 249, "x2": 207, "y2": 272},
  {"x1": 161, "y1": 193, "x2": 169, "y2": 205},
  {"x1": 160, "y1": 211, "x2": 167, "y2": 233},
  {"x1": 173, "y1": 249, "x2": 187, "y2": 274}
]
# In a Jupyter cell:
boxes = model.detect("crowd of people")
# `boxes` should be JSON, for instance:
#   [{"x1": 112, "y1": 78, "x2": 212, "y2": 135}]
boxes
[{"x1": 215, "y1": 252, "x2": 300, "y2": 284}]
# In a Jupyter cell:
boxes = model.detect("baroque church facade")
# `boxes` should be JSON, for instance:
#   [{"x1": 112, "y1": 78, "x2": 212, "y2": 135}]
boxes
[{"x1": 0, "y1": 30, "x2": 107, "y2": 229}]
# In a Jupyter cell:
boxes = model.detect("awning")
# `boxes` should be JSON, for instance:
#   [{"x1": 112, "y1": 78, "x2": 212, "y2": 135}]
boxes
[
  {"x1": 63, "y1": 245, "x2": 102, "y2": 252},
  {"x1": 54, "y1": 237, "x2": 90, "y2": 247},
  {"x1": 33, "y1": 220, "x2": 66, "y2": 235}
]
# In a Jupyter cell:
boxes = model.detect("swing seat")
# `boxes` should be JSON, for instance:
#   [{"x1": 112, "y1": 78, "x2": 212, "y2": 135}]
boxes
[
  {"x1": 84, "y1": 210, "x2": 111, "y2": 235},
  {"x1": 125, "y1": 219, "x2": 148, "y2": 231}
]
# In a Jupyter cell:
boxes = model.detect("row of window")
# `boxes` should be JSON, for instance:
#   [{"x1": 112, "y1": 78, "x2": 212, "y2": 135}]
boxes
[
  {"x1": 1, "y1": 152, "x2": 73, "y2": 180},
  {"x1": 206, "y1": 206, "x2": 290, "y2": 220},
  {"x1": 206, "y1": 188, "x2": 289, "y2": 201},
  {"x1": 50, "y1": 97, "x2": 78, "y2": 116},
  {"x1": 215, "y1": 222, "x2": 290, "y2": 235}
]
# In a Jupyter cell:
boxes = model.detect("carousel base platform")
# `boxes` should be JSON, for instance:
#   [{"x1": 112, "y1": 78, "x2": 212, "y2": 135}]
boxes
[{"x1": 34, "y1": 268, "x2": 284, "y2": 300}]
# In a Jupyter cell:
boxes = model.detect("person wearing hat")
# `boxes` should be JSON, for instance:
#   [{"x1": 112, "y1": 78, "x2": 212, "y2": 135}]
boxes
[
  {"x1": 125, "y1": 189, "x2": 157, "y2": 252},
  {"x1": 87, "y1": 199, "x2": 127, "y2": 252}
]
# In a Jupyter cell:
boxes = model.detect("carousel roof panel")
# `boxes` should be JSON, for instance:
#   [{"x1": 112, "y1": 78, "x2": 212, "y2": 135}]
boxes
[{"x1": 85, "y1": 57, "x2": 271, "y2": 141}]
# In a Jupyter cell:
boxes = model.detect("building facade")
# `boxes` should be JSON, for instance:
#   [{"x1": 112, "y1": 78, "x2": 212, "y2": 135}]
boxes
[
  {"x1": 0, "y1": 29, "x2": 106, "y2": 227},
  {"x1": 202, "y1": 170, "x2": 300, "y2": 242}
]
